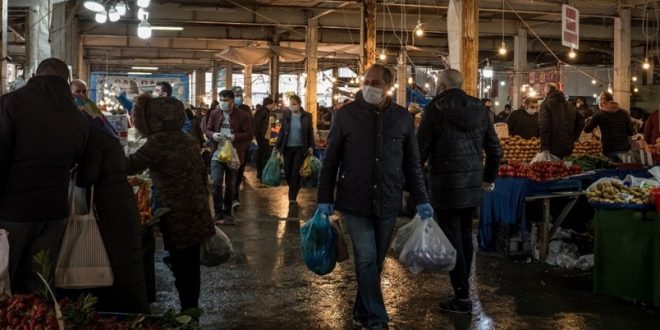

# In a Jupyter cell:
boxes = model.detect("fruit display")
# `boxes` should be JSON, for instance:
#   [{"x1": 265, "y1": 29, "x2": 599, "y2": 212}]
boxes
[
  {"x1": 563, "y1": 155, "x2": 614, "y2": 171},
  {"x1": 501, "y1": 136, "x2": 540, "y2": 163},
  {"x1": 128, "y1": 176, "x2": 152, "y2": 225},
  {"x1": 572, "y1": 139, "x2": 602, "y2": 157},
  {"x1": 586, "y1": 181, "x2": 653, "y2": 206},
  {"x1": 498, "y1": 161, "x2": 582, "y2": 182}
]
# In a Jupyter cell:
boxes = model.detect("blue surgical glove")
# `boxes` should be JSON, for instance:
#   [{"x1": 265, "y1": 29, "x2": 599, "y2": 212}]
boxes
[
  {"x1": 317, "y1": 203, "x2": 334, "y2": 216},
  {"x1": 416, "y1": 203, "x2": 434, "y2": 219}
]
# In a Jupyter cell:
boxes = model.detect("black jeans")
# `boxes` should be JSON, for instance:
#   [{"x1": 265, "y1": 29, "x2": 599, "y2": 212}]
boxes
[
  {"x1": 283, "y1": 146, "x2": 305, "y2": 201},
  {"x1": 256, "y1": 138, "x2": 271, "y2": 180},
  {"x1": 169, "y1": 243, "x2": 201, "y2": 311},
  {"x1": 434, "y1": 207, "x2": 475, "y2": 299}
]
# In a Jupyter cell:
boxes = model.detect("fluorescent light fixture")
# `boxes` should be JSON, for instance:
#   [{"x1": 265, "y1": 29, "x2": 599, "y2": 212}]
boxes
[
  {"x1": 84, "y1": 1, "x2": 105, "y2": 12},
  {"x1": 131, "y1": 66, "x2": 158, "y2": 70},
  {"x1": 150, "y1": 26, "x2": 184, "y2": 31},
  {"x1": 127, "y1": 72, "x2": 153, "y2": 75}
]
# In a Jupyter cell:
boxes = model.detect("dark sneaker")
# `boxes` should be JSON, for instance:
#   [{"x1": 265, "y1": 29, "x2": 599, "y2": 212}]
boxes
[{"x1": 439, "y1": 297, "x2": 473, "y2": 314}]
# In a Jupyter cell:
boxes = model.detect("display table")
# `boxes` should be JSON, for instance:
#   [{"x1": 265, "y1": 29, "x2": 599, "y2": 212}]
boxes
[{"x1": 593, "y1": 208, "x2": 660, "y2": 307}]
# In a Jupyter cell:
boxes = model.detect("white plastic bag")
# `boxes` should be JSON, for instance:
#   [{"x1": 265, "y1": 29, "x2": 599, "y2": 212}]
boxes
[
  {"x1": 390, "y1": 215, "x2": 421, "y2": 257},
  {"x1": 0, "y1": 229, "x2": 10, "y2": 298},
  {"x1": 200, "y1": 225, "x2": 235, "y2": 267},
  {"x1": 399, "y1": 218, "x2": 457, "y2": 274},
  {"x1": 530, "y1": 151, "x2": 561, "y2": 163}
]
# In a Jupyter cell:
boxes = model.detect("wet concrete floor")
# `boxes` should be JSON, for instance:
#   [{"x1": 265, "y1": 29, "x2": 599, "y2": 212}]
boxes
[{"x1": 151, "y1": 168, "x2": 660, "y2": 329}]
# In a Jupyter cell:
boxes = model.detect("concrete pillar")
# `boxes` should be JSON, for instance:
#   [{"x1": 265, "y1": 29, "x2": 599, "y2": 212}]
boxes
[
  {"x1": 269, "y1": 36, "x2": 280, "y2": 100},
  {"x1": 331, "y1": 67, "x2": 339, "y2": 103},
  {"x1": 396, "y1": 52, "x2": 407, "y2": 107},
  {"x1": 224, "y1": 62, "x2": 233, "y2": 90},
  {"x1": 243, "y1": 65, "x2": 252, "y2": 107},
  {"x1": 613, "y1": 9, "x2": 631, "y2": 110},
  {"x1": 305, "y1": 18, "x2": 318, "y2": 130},
  {"x1": 193, "y1": 69, "x2": 205, "y2": 107},
  {"x1": 210, "y1": 61, "x2": 218, "y2": 102},
  {"x1": 447, "y1": 0, "x2": 479, "y2": 96},
  {"x1": 27, "y1": 2, "x2": 51, "y2": 76},
  {"x1": 77, "y1": 38, "x2": 87, "y2": 82},
  {"x1": 1, "y1": 0, "x2": 8, "y2": 93},
  {"x1": 360, "y1": 0, "x2": 377, "y2": 72},
  {"x1": 512, "y1": 28, "x2": 527, "y2": 110}
]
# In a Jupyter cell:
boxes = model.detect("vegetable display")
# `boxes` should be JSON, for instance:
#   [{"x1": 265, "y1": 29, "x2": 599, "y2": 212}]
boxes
[
  {"x1": 128, "y1": 176, "x2": 152, "y2": 225},
  {"x1": 501, "y1": 136, "x2": 540, "y2": 163},
  {"x1": 564, "y1": 155, "x2": 614, "y2": 172},
  {"x1": 586, "y1": 181, "x2": 653, "y2": 206},
  {"x1": 572, "y1": 139, "x2": 602, "y2": 157},
  {"x1": 498, "y1": 161, "x2": 582, "y2": 182}
]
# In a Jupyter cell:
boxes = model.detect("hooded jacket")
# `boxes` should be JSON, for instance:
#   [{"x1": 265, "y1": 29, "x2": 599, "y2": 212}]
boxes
[
  {"x1": 418, "y1": 88, "x2": 502, "y2": 209},
  {"x1": 584, "y1": 105, "x2": 633, "y2": 154},
  {"x1": 0, "y1": 76, "x2": 89, "y2": 222},
  {"x1": 539, "y1": 89, "x2": 584, "y2": 158},
  {"x1": 317, "y1": 91, "x2": 428, "y2": 219},
  {"x1": 126, "y1": 96, "x2": 214, "y2": 251}
]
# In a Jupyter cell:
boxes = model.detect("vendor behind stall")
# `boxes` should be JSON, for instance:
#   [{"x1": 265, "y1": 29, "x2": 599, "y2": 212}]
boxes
[
  {"x1": 583, "y1": 92, "x2": 633, "y2": 162},
  {"x1": 507, "y1": 97, "x2": 539, "y2": 139}
]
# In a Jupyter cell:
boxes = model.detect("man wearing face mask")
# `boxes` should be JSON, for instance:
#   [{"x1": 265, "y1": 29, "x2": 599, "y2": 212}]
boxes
[
  {"x1": 507, "y1": 97, "x2": 540, "y2": 139},
  {"x1": 254, "y1": 97, "x2": 276, "y2": 180},
  {"x1": 317, "y1": 64, "x2": 432, "y2": 329},
  {"x1": 205, "y1": 90, "x2": 253, "y2": 225},
  {"x1": 418, "y1": 69, "x2": 502, "y2": 314}
]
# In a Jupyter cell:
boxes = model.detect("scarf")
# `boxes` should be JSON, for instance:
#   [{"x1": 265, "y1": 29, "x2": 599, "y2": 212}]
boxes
[
  {"x1": 599, "y1": 101, "x2": 621, "y2": 113},
  {"x1": 74, "y1": 95, "x2": 118, "y2": 138}
]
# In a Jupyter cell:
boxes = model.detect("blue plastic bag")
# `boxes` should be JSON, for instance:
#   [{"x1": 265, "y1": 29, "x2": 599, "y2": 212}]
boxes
[
  {"x1": 262, "y1": 151, "x2": 282, "y2": 186},
  {"x1": 300, "y1": 210, "x2": 337, "y2": 275}
]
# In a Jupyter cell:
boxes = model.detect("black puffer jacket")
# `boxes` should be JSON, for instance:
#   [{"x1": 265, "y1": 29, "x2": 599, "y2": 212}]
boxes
[
  {"x1": 539, "y1": 89, "x2": 584, "y2": 158},
  {"x1": 318, "y1": 92, "x2": 428, "y2": 218},
  {"x1": 418, "y1": 88, "x2": 502, "y2": 210},
  {"x1": 126, "y1": 96, "x2": 214, "y2": 251},
  {"x1": 0, "y1": 76, "x2": 89, "y2": 222}
]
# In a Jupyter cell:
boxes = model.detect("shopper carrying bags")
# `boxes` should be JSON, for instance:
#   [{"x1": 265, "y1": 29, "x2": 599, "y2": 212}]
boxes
[{"x1": 276, "y1": 95, "x2": 315, "y2": 205}]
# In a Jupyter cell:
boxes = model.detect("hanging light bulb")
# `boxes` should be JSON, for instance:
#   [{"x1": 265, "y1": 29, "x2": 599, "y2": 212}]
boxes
[
  {"x1": 330, "y1": 76, "x2": 337, "y2": 83},
  {"x1": 386, "y1": 90, "x2": 393, "y2": 96},
  {"x1": 424, "y1": 83, "x2": 430, "y2": 89},
  {"x1": 408, "y1": 77, "x2": 414, "y2": 84},
  {"x1": 494, "y1": 101, "x2": 500, "y2": 106},
  {"x1": 137, "y1": 8, "x2": 148, "y2": 21},
  {"x1": 632, "y1": 75, "x2": 638, "y2": 82},
  {"x1": 415, "y1": 20, "x2": 424, "y2": 37},
  {"x1": 95, "y1": 10, "x2": 108, "y2": 24},
  {"x1": 137, "y1": 0, "x2": 150, "y2": 8},
  {"x1": 634, "y1": 87, "x2": 639, "y2": 93},
  {"x1": 394, "y1": 83, "x2": 400, "y2": 89},
  {"x1": 500, "y1": 81, "x2": 506, "y2": 86},
  {"x1": 528, "y1": 89, "x2": 537, "y2": 97},
  {"x1": 137, "y1": 20, "x2": 152, "y2": 39},
  {"x1": 483, "y1": 88, "x2": 489, "y2": 93},
  {"x1": 115, "y1": 1, "x2": 127, "y2": 16},
  {"x1": 643, "y1": 58, "x2": 651, "y2": 70},
  {"x1": 498, "y1": 42, "x2": 507, "y2": 56},
  {"x1": 108, "y1": 7, "x2": 121, "y2": 22},
  {"x1": 83, "y1": 1, "x2": 105, "y2": 12},
  {"x1": 591, "y1": 79, "x2": 597, "y2": 85},
  {"x1": 379, "y1": 51, "x2": 387, "y2": 61},
  {"x1": 607, "y1": 84, "x2": 613, "y2": 94},
  {"x1": 568, "y1": 48, "x2": 577, "y2": 59}
]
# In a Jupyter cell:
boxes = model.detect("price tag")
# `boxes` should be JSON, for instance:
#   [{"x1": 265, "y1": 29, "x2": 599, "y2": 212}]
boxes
[{"x1": 618, "y1": 193, "x2": 634, "y2": 202}]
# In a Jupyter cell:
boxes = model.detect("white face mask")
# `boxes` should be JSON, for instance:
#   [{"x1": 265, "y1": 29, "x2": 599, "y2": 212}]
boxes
[
  {"x1": 219, "y1": 101, "x2": 230, "y2": 111},
  {"x1": 525, "y1": 108, "x2": 538, "y2": 115},
  {"x1": 363, "y1": 85, "x2": 385, "y2": 105}
]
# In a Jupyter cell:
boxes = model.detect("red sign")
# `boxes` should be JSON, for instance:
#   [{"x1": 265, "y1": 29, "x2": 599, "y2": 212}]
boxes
[{"x1": 562, "y1": 4, "x2": 579, "y2": 49}]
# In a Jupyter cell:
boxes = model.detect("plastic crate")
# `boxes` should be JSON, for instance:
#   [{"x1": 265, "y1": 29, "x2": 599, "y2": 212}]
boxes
[{"x1": 496, "y1": 223, "x2": 533, "y2": 259}]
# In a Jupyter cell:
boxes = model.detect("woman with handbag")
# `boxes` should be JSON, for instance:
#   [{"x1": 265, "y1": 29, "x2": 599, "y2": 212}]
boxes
[
  {"x1": 275, "y1": 95, "x2": 315, "y2": 205},
  {"x1": 126, "y1": 93, "x2": 215, "y2": 312}
]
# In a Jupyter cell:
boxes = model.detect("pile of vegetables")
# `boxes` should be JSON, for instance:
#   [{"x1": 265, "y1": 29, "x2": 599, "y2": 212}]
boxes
[
  {"x1": 572, "y1": 139, "x2": 602, "y2": 157},
  {"x1": 564, "y1": 155, "x2": 614, "y2": 171},
  {"x1": 498, "y1": 161, "x2": 582, "y2": 182},
  {"x1": 586, "y1": 181, "x2": 653, "y2": 206},
  {"x1": 501, "y1": 136, "x2": 540, "y2": 163},
  {"x1": 128, "y1": 176, "x2": 152, "y2": 225}
]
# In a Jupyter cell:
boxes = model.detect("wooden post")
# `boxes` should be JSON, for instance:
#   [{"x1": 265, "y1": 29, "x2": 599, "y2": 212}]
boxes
[
  {"x1": 269, "y1": 35, "x2": 280, "y2": 101},
  {"x1": 332, "y1": 67, "x2": 339, "y2": 104},
  {"x1": 397, "y1": 52, "x2": 407, "y2": 107},
  {"x1": 306, "y1": 17, "x2": 319, "y2": 130},
  {"x1": 224, "y1": 62, "x2": 233, "y2": 90},
  {"x1": 0, "y1": 0, "x2": 8, "y2": 94},
  {"x1": 461, "y1": 0, "x2": 479, "y2": 97},
  {"x1": 614, "y1": 9, "x2": 631, "y2": 110},
  {"x1": 361, "y1": 0, "x2": 377, "y2": 72},
  {"x1": 210, "y1": 61, "x2": 218, "y2": 102},
  {"x1": 512, "y1": 28, "x2": 527, "y2": 110},
  {"x1": 243, "y1": 65, "x2": 253, "y2": 107},
  {"x1": 193, "y1": 69, "x2": 205, "y2": 107},
  {"x1": 447, "y1": 0, "x2": 462, "y2": 71}
]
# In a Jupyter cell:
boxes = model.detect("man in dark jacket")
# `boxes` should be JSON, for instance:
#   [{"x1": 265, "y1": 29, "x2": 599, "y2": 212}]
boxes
[
  {"x1": 254, "y1": 97, "x2": 275, "y2": 179},
  {"x1": 0, "y1": 58, "x2": 89, "y2": 293},
  {"x1": 507, "y1": 97, "x2": 540, "y2": 139},
  {"x1": 205, "y1": 90, "x2": 254, "y2": 224},
  {"x1": 317, "y1": 64, "x2": 433, "y2": 329},
  {"x1": 584, "y1": 92, "x2": 634, "y2": 161},
  {"x1": 418, "y1": 69, "x2": 502, "y2": 314},
  {"x1": 539, "y1": 83, "x2": 584, "y2": 158}
]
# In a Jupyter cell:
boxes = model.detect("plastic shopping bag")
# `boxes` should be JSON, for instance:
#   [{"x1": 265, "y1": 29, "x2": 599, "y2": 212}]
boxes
[
  {"x1": 303, "y1": 156, "x2": 322, "y2": 188},
  {"x1": 390, "y1": 214, "x2": 422, "y2": 257},
  {"x1": 0, "y1": 229, "x2": 10, "y2": 298},
  {"x1": 200, "y1": 225, "x2": 235, "y2": 267},
  {"x1": 300, "y1": 155, "x2": 313, "y2": 179},
  {"x1": 530, "y1": 151, "x2": 561, "y2": 163},
  {"x1": 399, "y1": 218, "x2": 457, "y2": 274},
  {"x1": 228, "y1": 145, "x2": 241, "y2": 170},
  {"x1": 262, "y1": 151, "x2": 282, "y2": 186},
  {"x1": 300, "y1": 210, "x2": 337, "y2": 275},
  {"x1": 217, "y1": 140, "x2": 233, "y2": 163}
]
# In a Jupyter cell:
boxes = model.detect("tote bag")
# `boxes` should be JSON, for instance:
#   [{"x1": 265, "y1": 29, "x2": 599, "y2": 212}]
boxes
[{"x1": 55, "y1": 183, "x2": 114, "y2": 288}]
